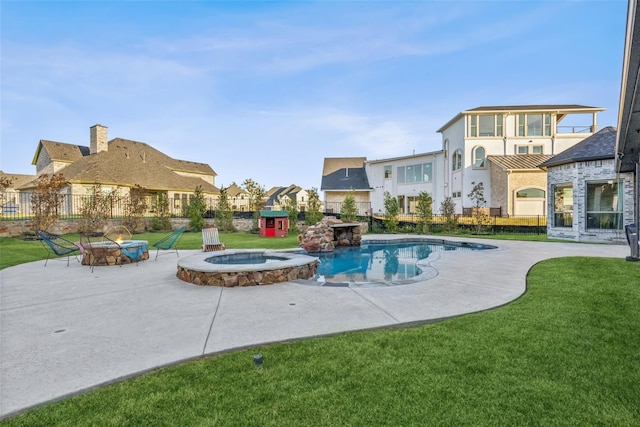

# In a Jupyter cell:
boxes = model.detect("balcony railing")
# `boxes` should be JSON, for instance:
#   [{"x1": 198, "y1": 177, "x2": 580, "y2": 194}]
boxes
[{"x1": 556, "y1": 125, "x2": 592, "y2": 134}]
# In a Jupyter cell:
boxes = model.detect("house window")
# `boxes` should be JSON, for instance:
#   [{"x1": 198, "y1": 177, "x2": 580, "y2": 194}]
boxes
[
  {"x1": 516, "y1": 188, "x2": 545, "y2": 198},
  {"x1": 469, "y1": 115, "x2": 503, "y2": 137},
  {"x1": 586, "y1": 180, "x2": 623, "y2": 230},
  {"x1": 174, "y1": 193, "x2": 181, "y2": 209},
  {"x1": 518, "y1": 114, "x2": 551, "y2": 136},
  {"x1": 553, "y1": 184, "x2": 573, "y2": 227},
  {"x1": 397, "y1": 163, "x2": 432, "y2": 183},
  {"x1": 472, "y1": 146, "x2": 486, "y2": 168},
  {"x1": 516, "y1": 145, "x2": 544, "y2": 154},
  {"x1": 452, "y1": 150, "x2": 462, "y2": 171},
  {"x1": 423, "y1": 163, "x2": 432, "y2": 182},
  {"x1": 452, "y1": 191, "x2": 462, "y2": 198},
  {"x1": 384, "y1": 166, "x2": 392, "y2": 179},
  {"x1": 397, "y1": 166, "x2": 406, "y2": 184}
]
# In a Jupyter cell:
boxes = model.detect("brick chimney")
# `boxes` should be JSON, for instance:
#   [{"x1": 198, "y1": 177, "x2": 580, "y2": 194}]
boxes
[{"x1": 90, "y1": 124, "x2": 108, "y2": 154}]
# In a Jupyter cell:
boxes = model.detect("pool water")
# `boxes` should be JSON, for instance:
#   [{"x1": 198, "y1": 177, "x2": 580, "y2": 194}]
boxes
[{"x1": 313, "y1": 241, "x2": 493, "y2": 284}]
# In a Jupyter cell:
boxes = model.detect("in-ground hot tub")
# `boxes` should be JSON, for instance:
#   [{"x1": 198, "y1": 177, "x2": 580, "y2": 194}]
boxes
[{"x1": 177, "y1": 249, "x2": 319, "y2": 287}]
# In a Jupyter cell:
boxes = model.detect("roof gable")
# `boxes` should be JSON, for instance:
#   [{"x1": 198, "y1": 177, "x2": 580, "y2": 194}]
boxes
[
  {"x1": 322, "y1": 157, "x2": 367, "y2": 176},
  {"x1": 32, "y1": 140, "x2": 88, "y2": 165}
]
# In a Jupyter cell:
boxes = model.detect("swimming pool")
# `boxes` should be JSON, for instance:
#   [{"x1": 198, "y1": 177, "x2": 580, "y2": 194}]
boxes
[{"x1": 311, "y1": 238, "x2": 496, "y2": 287}]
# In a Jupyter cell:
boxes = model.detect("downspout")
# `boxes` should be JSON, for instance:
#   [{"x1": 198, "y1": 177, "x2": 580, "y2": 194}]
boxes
[{"x1": 632, "y1": 162, "x2": 640, "y2": 260}]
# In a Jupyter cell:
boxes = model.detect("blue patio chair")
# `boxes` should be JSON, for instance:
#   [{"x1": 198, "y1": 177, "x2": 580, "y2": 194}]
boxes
[
  {"x1": 36, "y1": 230, "x2": 81, "y2": 267},
  {"x1": 151, "y1": 226, "x2": 186, "y2": 260}
]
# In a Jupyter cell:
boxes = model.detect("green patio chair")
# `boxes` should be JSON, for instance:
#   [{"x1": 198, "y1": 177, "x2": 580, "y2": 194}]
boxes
[
  {"x1": 36, "y1": 229, "x2": 81, "y2": 267},
  {"x1": 151, "y1": 226, "x2": 186, "y2": 260}
]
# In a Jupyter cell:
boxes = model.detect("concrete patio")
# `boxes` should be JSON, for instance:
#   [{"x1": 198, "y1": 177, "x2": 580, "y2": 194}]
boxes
[{"x1": 0, "y1": 235, "x2": 629, "y2": 420}]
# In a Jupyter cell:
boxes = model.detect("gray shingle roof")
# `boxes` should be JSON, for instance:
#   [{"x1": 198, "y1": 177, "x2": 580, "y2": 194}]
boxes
[
  {"x1": 320, "y1": 167, "x2": 371, "y2": 191},
  {"x1": 539, "y1": 126, "x2": 617, "y2": 168}
]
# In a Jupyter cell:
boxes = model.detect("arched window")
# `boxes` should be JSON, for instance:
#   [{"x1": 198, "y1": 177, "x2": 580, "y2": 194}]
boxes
[
  {"x1": 452, "y1": 150, "x2": 462, "y2": 171},
  {"x1": 473, "y1": 146, "x2": 486, "y2": 168},
  {"x1": 516, "y1": 188, "x2": 545, "y2": 198}
]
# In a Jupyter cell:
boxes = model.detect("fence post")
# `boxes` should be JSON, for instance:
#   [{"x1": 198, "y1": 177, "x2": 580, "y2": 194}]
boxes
[{"x1": 537, "y1": 215, "x2": 541, "y2": 235}]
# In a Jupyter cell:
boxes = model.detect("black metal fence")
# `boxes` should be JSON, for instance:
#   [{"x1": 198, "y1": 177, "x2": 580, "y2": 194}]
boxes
[
  {"x1": 1, "y1": 191, "x2": 548, "y2": 235},
  {"x1": 0, "y1": 191, "x2": 223, "y2": 220}
]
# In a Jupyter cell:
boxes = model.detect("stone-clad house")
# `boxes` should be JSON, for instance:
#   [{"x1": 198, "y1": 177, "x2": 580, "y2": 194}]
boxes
[
  {"x1": 20, "y1": 124, "x2": 220, "y2": 213},
  {"x1": 541, "y1": 126, "x2": 634, "y2": 243}
]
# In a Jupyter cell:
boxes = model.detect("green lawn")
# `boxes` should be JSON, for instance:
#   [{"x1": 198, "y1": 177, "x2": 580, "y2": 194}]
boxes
[
  {"x1": 1, "y1": 250, "x2": 639, "y2": 425},
  {"x1": 0, "y1": 231, "x2": 301, "y2": 270}
]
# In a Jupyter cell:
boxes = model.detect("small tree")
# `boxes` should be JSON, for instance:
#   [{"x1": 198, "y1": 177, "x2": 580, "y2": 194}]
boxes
[
  {"x1": 279, "y1": 195, "x2": 299, "y2": 233},
  {"x1": 242, "y1": 178, "x2": 266, "y2": 232},
  {"x1": 439, "y1": 196, "x2": 457, "y2": 234},
  {"x1": 383, "y1": 191, "x2": 399, "y2": 233},
  {"x1": 122, "y1": 185, "x2": 149, "y2": 233},
  {"x1": 80, "y1": 184, "x2": 115, "y2": 233},
  {"x1": 340, "y1": 189, "x2": 358, "y2": 223},
  {"x1": 468, "y1": 181, "x2": 491, "y2": 234},
  {"x1": 186, "y1": 186, "x2": 207, "y2": 231},
  {"x1": 150, "y1": 192, "x2": 172, "y2": 231},
  {"x1": 415, "y1": 191, "x2": 433, "y2": 234},
  {"x1": 305, "y1": 187, "x2": 323, "y2": 226},
  {"x1": 31, "y1": 173, "x2": 67, "y2": 231},
  {"x1": 215, "y1": 186, "x2": 236, "y2": 232}
]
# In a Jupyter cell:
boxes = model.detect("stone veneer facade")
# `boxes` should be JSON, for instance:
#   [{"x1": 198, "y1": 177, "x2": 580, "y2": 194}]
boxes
[{"x1": 546, "y1": 158, "x2": 634, "y2": 243}]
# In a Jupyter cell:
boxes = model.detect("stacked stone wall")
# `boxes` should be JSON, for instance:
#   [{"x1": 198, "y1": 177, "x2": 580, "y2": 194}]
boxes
[{"x1": 546, "y1": 159, "x2": 634, "y2": 243}]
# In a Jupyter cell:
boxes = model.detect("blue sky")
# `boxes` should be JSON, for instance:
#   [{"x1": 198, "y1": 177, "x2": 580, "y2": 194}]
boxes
[{"x1": 1, "y1": 0, "x2": 628, "y2": 191}]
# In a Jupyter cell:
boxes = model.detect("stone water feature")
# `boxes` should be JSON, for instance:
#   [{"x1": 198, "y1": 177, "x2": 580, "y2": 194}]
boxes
[{"x1": 298, "y1": 218, "x2": 362, "y2": 253}]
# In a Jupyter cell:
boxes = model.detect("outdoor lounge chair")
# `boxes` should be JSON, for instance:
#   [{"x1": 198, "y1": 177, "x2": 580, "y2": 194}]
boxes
[
  {"x1": 202, "y1": 227, "x2": 225, "y2": 252},
  {"x1": 35, "y1": 229, "x2": 81, "y2": 267},
  {"x1": 151, "y1": 226, "x2": 186, "y2": 260}
]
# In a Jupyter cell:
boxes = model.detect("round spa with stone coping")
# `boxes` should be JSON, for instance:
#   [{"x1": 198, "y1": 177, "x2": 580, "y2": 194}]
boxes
[{"x1": 177, "y1": 249, "x2": 319, "y2": 287}]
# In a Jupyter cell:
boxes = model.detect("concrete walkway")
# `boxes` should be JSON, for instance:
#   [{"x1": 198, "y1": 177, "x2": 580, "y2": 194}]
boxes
[{"x1": 0, "y1": 236, "x2": 629, "y2": 419}]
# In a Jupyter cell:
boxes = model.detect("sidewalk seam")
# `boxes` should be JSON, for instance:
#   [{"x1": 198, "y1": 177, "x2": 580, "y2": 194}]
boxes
[{"x1": 201, "y1": 287, "x2": 223, "y2": 355}]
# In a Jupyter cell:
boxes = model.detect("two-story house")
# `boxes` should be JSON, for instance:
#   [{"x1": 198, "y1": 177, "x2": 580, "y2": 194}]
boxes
[
  {"x1": 20, "y1": 124, "x2": 220, "y2": 214},
  {"x1": 334, "y1": 105, "x2": 605, "y2": 218},
  {"x1": 264, "y1": 185, "x2": 309, "y2": 212}
]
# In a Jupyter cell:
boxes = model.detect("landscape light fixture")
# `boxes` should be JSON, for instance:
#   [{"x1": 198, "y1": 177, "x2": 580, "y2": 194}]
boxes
[{"x1": 253, "y1": 354, "x2": 264, "y2": 369}]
